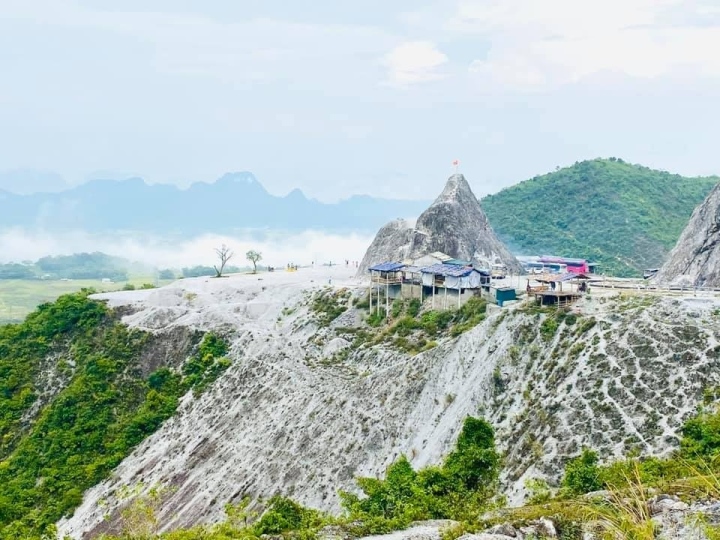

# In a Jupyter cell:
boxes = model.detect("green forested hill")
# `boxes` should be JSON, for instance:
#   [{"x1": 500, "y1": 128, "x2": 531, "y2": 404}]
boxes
[
  {"x1": 481, "y1": 158, "x2": 719, "y2": 277},
  {"x1": 0, "y1": 291, "x2": 230, "y2": 538}
]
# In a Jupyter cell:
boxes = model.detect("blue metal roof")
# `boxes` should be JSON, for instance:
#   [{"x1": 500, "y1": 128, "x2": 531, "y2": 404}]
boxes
[
  {"x1": 420, "y1": 263, "x2": 479, "y2": 277},
  {"x1": 368, "y1": 262, "x2": 406, "y2": 272}
]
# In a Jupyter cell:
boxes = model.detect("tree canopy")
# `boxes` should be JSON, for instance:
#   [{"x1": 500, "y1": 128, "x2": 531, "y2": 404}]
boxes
[{"x1": 481, "y1": 158, "x2": 718, "y2": 277}]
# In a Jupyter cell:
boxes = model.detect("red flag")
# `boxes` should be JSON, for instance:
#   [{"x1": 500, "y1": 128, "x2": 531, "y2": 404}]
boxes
[{"x1": 452, "y1": 159, "x2": 459, "y2": 166}]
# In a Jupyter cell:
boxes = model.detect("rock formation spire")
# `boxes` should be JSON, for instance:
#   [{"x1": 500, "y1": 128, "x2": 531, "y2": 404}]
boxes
[{"x1": 358, "y1": 174, "x2": 520, "y2": 274}]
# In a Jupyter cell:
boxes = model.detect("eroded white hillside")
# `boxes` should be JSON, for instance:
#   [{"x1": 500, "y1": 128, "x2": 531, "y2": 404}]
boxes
[{"x1": 58, "y1": 268, "x2": 720, "y2": 539}]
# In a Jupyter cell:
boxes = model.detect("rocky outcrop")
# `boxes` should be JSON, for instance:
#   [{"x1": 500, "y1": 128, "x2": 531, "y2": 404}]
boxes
[
  {"x1": 358, "y1": 174, "x2": 520, "y2": 274},
  {"x1": 353, "y1": 497, "x2": 720, "y2": 540},
  {"x1": 655, "y1": 182, "x2": 720, "y2": 287}
]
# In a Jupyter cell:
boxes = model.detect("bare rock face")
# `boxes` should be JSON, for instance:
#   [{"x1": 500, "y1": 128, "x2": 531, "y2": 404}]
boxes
[
  {"x1": 655, "y1": 183, "x2": 720, "y2": 287},
  {"x1": 57, "y1": 274, "x2": 720, "y2": 538},
  {"x1": 358, "y1": 174, "x2": 520, "y2": 274}
]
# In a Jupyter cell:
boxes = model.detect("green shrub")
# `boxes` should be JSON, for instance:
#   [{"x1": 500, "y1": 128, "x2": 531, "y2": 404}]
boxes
[
  {"x1": 525, "y1": 478, "x2": 552, "y2": 504},
  {"x1": 254, "y1": 496, "x2": 324, "y2": 535},
  {"x1": 183, "y1": 333, "x2": 231, "y2": 396},
  {"x1": 392, "y1": 316, "x2": 421, "y2": 336},
  {"x1": 340, "y1": 417, "x2": 500, "y2": 530},
  {"x1": 540, "y1": 316, "x2": 559, "y2": 342},
  {"x1": 576, "y1": 317, "x2": 597, "y2": 335},
  {"x1": 562, "y1": 448, "x2": 603, "y2": 495},
  {"x1": 391, "y1": 300, "x2": 405, "y2": 319},
  {"x1": 311, "y1": 289, "x2": 350, "y2": 326},
  {"x1": 407, "y1": 298, "x2": 422, "y2": 318},
  {"x1": 681, "y1": 408, "x2": 720, "y2": 459},
  {"x1": 367, "y1": 311, "x2": 386, "y2": 327},
  {"x1": 354, "y1": 294, "x2": 370, "y2": 310}
]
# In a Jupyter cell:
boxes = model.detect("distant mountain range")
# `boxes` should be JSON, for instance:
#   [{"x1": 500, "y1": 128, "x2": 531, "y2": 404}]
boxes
[
  {"x1": 0, "y1": 172, "x2": 428, "y2": 233},
  {"x1": 481, "y1": 158, "x2": 719, "y2": 277},
  {"x1": 3, "y1": 161, "x2": 718, "y2": 278}
]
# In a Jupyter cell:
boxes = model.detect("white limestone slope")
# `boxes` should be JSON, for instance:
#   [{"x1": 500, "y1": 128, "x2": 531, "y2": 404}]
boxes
[{"x1": 57, "y1": 270, "x2": 720, "y2": 539}]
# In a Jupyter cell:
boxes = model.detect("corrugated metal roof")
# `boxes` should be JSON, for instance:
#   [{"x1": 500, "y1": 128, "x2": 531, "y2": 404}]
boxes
[
  {"x1": 420, "y1": 263, "x2": 478, "y2": 277},
  {"x1": 445, "y1": 258, "x2": 472, "y2": 266},
  {"x1": 368, "y1": 262, "x2": 406, "y2": 272}
]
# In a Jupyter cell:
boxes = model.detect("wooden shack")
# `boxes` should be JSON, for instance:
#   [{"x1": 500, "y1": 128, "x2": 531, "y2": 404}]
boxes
[
  {"x1": 527, "y1": 272, "x2": 592, "y2": 307},
  {"x1": 420, "y1": 263, "x2": 488, "y2": 310}
]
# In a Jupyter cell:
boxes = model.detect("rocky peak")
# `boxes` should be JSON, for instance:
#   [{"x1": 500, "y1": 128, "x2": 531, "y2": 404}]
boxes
[
  {"x1": 655, "y1": 182, "x2": 720, "y2": 287},
  {"x1": 358, "y1": 174, "x2": 519, "y2": 273},
  {"x1": 433, "y1": 174, "x2": 476, "y2": 205}
]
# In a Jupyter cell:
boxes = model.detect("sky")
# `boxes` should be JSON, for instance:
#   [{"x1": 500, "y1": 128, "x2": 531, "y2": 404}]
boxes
[{"x1": 1, "y1": 0, "x2": 719, "y2": 201}]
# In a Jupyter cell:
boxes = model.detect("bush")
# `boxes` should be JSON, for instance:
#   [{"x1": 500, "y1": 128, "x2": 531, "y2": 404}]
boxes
[
  {"x1": 341, "y1": 416, "x2": 500, "y2": 530},
  {"x1": 407, "y1": 298, "x2": 422, "y2": 318},
  {"x1": 312, "y1": 289, "x2": 350, "y2": 326},
  {"x1": 681, "y1": 408, "x2": 720, "y2": 459},
  {"x1": 540, "y1": 316, "x2": 559, "y2": 342},
  {"x1": 525, "y1": 478, "x2": 552, "y2": 504},
  {"x1": 562, "y1": 448, "x2": 602, "y2": 495},
  {"x1": 391, "y1": 300, "x2": 405, "y2": 319},
  {"x1": 254, "y1": 496, "x2": 324, "y2": 535},
  {"x1": 182, "y1": 333, "x2": 231, "y2": 395},
  {"x1": 367, "y1": 311, "x2": 386, "y2": 327}
]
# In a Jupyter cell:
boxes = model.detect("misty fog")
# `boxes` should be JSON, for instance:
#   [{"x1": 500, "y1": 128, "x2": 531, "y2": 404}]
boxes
[{"x1": 0, "y1": 228, "x2": 374, "y2": 269}]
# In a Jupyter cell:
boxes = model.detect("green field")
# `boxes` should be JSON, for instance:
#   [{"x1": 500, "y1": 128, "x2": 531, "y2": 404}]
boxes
[{"x1": 0, "y1": 277, "x2": 174, "y2": 324}]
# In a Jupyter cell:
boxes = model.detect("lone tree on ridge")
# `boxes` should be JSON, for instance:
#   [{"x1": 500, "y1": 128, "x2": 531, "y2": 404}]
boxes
[
  {"x1": 246, "y1": 250, "x2": 262, "y2": 274},
  {"x1": 214, "y1": 244, "x2": 234, "y2": 277}
]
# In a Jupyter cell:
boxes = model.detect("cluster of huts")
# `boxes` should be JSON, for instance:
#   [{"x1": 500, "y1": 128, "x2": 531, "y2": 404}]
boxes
[
  {"x1": 368, "y1": 252, "x2": 596, "y2": 312},
  {"x1": 368, "y1": 251, "x2": 517, "y2": 312}
]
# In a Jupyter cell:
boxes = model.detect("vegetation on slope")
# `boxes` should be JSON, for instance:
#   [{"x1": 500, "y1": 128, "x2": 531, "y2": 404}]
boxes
[
  {"x1": 481, "y1": 158, "x2": 718, "y2": 277},
  {"x1": 100, "y1": 405, "x2": 720, "y2": 540},
  {"x1": 0, "y1": 291, "x2": 230, "y2": 539},
  {"x1": 98, "y1": 416, "x2": 502, "y2": 540}
]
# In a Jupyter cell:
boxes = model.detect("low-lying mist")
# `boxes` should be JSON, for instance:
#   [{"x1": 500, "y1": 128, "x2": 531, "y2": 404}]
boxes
[{"x1": 0, "y1": 228, "x2": 374, "y2": 269}]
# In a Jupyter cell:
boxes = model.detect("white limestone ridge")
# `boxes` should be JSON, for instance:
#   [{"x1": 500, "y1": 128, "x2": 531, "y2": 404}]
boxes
[
  {"x1": 358, "y1": 174, "x2": 521, "y2": 274},
  {"x1": 56, "y1": 267, "x2": 720, "y2": 538},
  {"x1": 655, "y1": 182, "x2": 720, "y2": 287}
]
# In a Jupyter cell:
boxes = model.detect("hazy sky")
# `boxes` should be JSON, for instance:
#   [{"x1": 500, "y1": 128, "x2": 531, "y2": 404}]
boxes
[{"x1": 1, "y1": 0, "x2": 719, "y2": 201}]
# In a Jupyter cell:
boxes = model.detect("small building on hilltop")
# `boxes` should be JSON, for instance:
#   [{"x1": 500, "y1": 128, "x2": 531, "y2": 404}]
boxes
[
  {"x1": 489, "y1": 286, "x2": 517, "y2": 307},
  {"x1": 526, "y1": 272, "x2": 593, "y2": 306},
  {"x1": 367, "y1": 259, "x2": 491, "y2": 312},
  {"x1": 420, "y1": 263, "x2": 490, "y2": 309},
  {"x1": 368, "y1": 261, "x2": 405, "y2": 305},
  {"x1": 538, "y1": 256, "x2": 598, "y2": 274}
]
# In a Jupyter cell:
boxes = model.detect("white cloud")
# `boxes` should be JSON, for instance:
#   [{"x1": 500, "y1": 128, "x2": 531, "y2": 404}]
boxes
[
  {"x1": 0, "y1": 228, "x2": 374, "y2": 268},
  {"x1": 452, "y1": 0, "x2": 720, "y2": 89},
  {"x1": 382, "y1": 41, "x2": 448, "y2": 86},
  {"x1": 2, "y1": 0, "x2": 394, "y2": 88}
]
